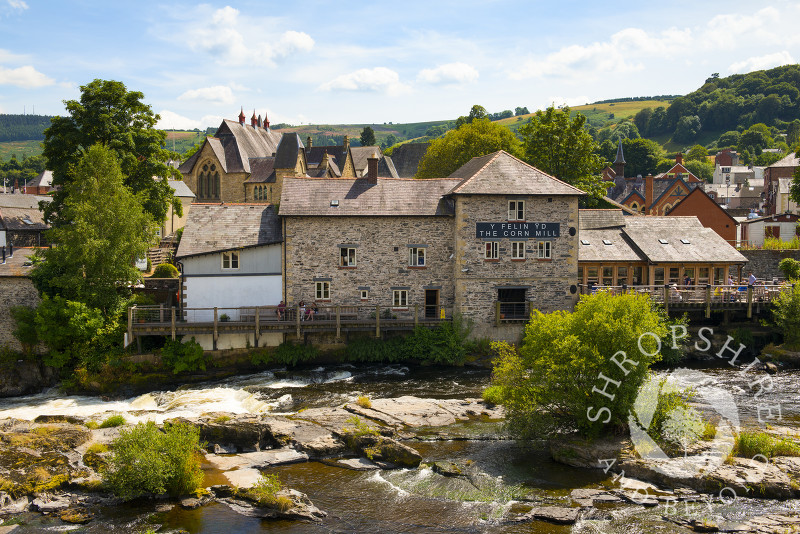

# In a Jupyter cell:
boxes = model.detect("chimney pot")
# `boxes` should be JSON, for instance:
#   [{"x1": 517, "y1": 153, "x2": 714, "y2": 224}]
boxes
[
  {"x1": 264, "y1": 112, "x2": 270, "y2": 130},
  {"x1": 251, "y1": 110, "x2": 257, "y2": 128},
  {"x1": 307, "y1": 136, "x2": 313, "y2": 148},
  {"x1": 676, "y1": 152, "x2": 684, "y2": 165},
  {"x1": 238, "y1": 107, "x2": 246, "y2": 125},
  {"x1": 257, "y1": 114, "x2": 262, "y2": 128},
  {"x1": 367, "y1": 156, "x2": 378, "y2": 184},
  {"x1": 343, "y1": 135, "x2": 349, "y2": 151}
]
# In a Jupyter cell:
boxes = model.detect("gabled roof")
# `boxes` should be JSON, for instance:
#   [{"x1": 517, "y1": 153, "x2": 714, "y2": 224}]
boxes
[
  {"x1": 26, "y1": 170, "x2": 53, "y2": 188},
  {"x1": 279, "y1": 177, "x2": 461, "y2": 217},
  {"x1": 178, "y1": 120, "x2": 281, "y2": 176},
  {"x1": 306, "y1": 146, "x2": 346, "y2": 167},
  {"x1": 650, "y1": 176, "x2": 697, "y2": 208},
  {"x1": 448, "y1": 151, "x2": 586, "y2": 196},
  {"x1": 739, "y1": 212, "x2": 800, "y2": 225},
  {"x1": 378, "y1": 156, "x2": 399, "y2": 179},
  {"x1": 176, "y1": 204, "x2": 281, "y2": 259},
  {"x1": 0, "y1": 194, "x2": 49, "y2": 209},
  {"x1": 243, "y1": 158, "x2": 277, "y2": 184},
  {"x1": 655, "y1": 163, "x2": 701, "y2": 182},
  {"x1": 388, "y1": 142, "x2": 430, "y2": 178},
  {"x1": 668, "y1": 187, "x2": 737, "y2": 225},
  {"x1": 274, "y1": 133, "x2": 305, "y2": 169},
  {"x1": 768, "y1": 152, "x2": 799, "y2": 169},
  {"x1": 579, "y1": 209, "x2": 627, "y2": 230},
  {"x1": 579, "y1": 229, "x2": 642, "y2": 263},
  {"x1": 167, "y1": 179, "x2": 195, "y2": 198},
  {"x1": 350, "y1": 146, "x2": 382, "y2": 172},
  {"x1": 0, "y1": 206, "x2": 47, "y2": 231}
]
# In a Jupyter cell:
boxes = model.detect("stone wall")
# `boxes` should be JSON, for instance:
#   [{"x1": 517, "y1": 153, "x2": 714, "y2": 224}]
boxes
[
  {"x1": 183, "y1": 143, "x2": 249, "y2": 203},
  {"x1": 0, "y1": 277, "x2": 41, "y2": 352},
  {"x1": 732, "y1": 249, "x2": 800, "y2": 281},
  {"x1": 284, "y1": 215, "x2": 456, "y2": 313},
  {"x1": 453, "y1": 195, "x2": 580, "y2": 338}
]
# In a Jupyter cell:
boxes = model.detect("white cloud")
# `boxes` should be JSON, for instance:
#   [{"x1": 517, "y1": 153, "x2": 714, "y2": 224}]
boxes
[
  {"x1": 156, "y1": 110, "x2": 201, "y2": 130},
  {"x1": 318, "y1": 67, "x2": 411, "y2": 96},
  {"x1": 729, "y1": 51, "x2": 796, "y2": 74},
  {"x1": 417, "y1": 62, "x2": 479, "y2": 85},
  {"x1": 183, "y1": 6, "x2": 314, "y2": 67},
  {"x1": 0, "y1": 65, "x2": 53, "y2": 88},
  {"x1": 547, "y1": 95, "x2": 591, "y2": 108},
  {"x1": 6, "y1": 0, "x2": 27, "y2": 10},
  {"x1": 178, "y1": 85, "x2": 235, "y2": 104}
]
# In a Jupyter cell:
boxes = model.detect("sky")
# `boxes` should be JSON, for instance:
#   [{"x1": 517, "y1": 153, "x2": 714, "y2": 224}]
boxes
[{"x1": 1, "y1": 1, "x2": 800, "y2": 130}]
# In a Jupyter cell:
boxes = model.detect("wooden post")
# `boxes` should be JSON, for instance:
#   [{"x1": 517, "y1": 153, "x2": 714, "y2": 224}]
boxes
[
  {"x1": 414, "y1": 304, "x2": 418, "y2": 328},
  {"x1": 171, "y1": 306, "x2": 176, "y2": 340},
  {"x1": 336, "y1": 305, "x2": 341, "y2": 339},
  {"x1": 127, "y1": 305, "x2": 134, "y2": 345},
  {"x1": 705, "y1": 284, "x2": 711, "y2": 319},
  {"x1": 495, "y1": 301, "x2": 501, "y2": 327},
  {"x1": 747, "y1": 285, "x2": 753, "y2": 319},
  {"x1": 663, "y1": 285, "x2": 669, "y2": 315},
  {"x1": 296, "y1": 304, "x2": 301, "y2": 339},
  {"x1": 254, "y1": 307, "x2": 260, "y2": 348},
  {"x1": 159, "y1": 303, "x2": 164, "y2": 323},
  {"x1": 213, "y1": 307, "x2": 218, "y2": 351},
  {"x1": 375, "y1": 305, "x2": 380, "y2": 338}
]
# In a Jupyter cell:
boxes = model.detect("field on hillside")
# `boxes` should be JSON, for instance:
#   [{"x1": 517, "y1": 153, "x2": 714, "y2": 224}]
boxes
[
  {"x1": 0, "y1": 140, "x2": 42, "y2": 160},
  {"x1": 497, "y1": 99, "x2": 673, "y2": 132}
]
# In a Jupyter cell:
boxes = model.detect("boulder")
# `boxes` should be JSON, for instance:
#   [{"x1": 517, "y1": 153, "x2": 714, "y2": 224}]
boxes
[
  {"x1": 549, "y1": 434, "x2": 632, "y2": 469},
  {"x1": 59, "y1": 507, "x2": 93, "y2": 524},
  {"x1": 0, "y1": 360, "x2": 56, "y2": 398},
  {"x1": 333, "y1": 458, "x2": 379, "y2": 471},
  {"x1": 0, "y1": 492, "x2": 29, "y2": 514},
  {"x1": 31, "y1": 493, "x2": 71, "y2": 513},
  {"x1": 347, "y1": 396, "x2": 502, "y2": 428},
  {"x1": 512, "y1": 506, "x2": 581, "y2": 525},
  {"x1": 339, "y1": 432, "x2": 422, "y2": 468},
  {"x1": 220, "y1": 488, "x2": 326, "y2": 522},
  {"x1": 170, "y1": 415, "x2": 275, "y2": 452}
]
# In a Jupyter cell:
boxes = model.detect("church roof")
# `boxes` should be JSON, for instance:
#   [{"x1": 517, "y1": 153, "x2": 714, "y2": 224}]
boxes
[
  {"x1": 274, "y1": 133, "x2": 305, "y2": 169},
  {"x1": 613, "y1": 140, "x2": 625, "y2": 164},
  {"x1": 448, "y1": 151, "x2": 585, "y2": 196},
  {"x1": 243, "y1": 158, "x2": 277, "y2": 184}
]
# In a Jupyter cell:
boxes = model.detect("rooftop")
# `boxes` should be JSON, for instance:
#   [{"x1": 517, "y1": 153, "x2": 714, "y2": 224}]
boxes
[{"x1": 176, "y1": 204, "x2": 281, "y2": 258}]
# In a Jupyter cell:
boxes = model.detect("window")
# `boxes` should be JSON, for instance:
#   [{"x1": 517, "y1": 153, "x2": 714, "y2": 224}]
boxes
[
  {"x1": 315, "y1": 281, "x2": 330, "y2": 300},
  {"x1": 654, "y1": 267, "x2": 665, "y2": 286},
  {"x1": 198, "y1": 161, "x2": 220, "y2": 200},
  {"x1": 508, "y1": 200, "x2": 525, "y2": 221},
  {"x1": 511, "y1": 241, "x2": 525, "y2": 259},
  {"x1": 360, "y1": 289, "x2": 369, "y2": 300},
  {"x1": 340, "y1": 247, "x2": 357, "y2": 267},
  {"x1": 393, "y1": 289, "x2": 408, "y2": 308},
  {"x1": 617, "y1": 266, "x2": 628, "y2": 284},
  {"x1": 222, "y1": 251, "x2": 239, "y2": 269},
  {"x1": 602, "y1": 266, "x2": 613, "y2": 286},
  {"x1": 485, "y1": 241, "x2": 499, "y2": 259},
  {"x1": 408, "y1": 247, "x2": 426, "y2": 266},
  {"x1": 536, "y1": 241, "x2": 551, "y2": 259}
]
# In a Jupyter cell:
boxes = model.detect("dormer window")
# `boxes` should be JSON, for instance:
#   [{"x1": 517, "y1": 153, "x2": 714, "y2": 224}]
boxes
[{"x1": 508, "y1": 200, "x2": 525, "y2": 221}]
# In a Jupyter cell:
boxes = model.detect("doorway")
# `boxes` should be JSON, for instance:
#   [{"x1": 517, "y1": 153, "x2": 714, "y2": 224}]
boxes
[{"x1": 425, "y1": 289, "x2": 439, "y2": 319}]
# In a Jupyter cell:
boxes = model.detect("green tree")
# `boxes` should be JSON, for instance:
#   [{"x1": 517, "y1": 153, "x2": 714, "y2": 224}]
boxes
[
  {"x1": 415, "y1": 118, "x2": 521, "y2": 178},
  {"x1": 42, "y1": 79, "x2": 179, "y2": 226},
  {"x1": 518, "y1": 106, "x2": 606, "y2": 201},
  {"x1": 772, "y1": 283, "x2": 800, "y2": 347},
  {"x1": 455, "y1": 105, "x2": 488, "y2": 128},
  {"x1": 633, "y1": 107, "x2": 653, "y2": 134},
  {"x1": 685, "y1": 145, "x2": 709, "y2": 162},
  {"x1": 514, "y1": 106, "x2": 530, "y2": 116},
  {"x1": 621, "y1": 138, "x2": 664, "y2": 178},
  {"x1": 360, "y1": 126, "x2": 376, "y2": 146},
  {"x1": 31, "y1": 144, "x2": 155, "y2": 313},
  {"x1": 685, "y1": 159, "x2": 714, "y2": 182},
  {"x1": 717, "y1": 131, "x2": 740, "y2": 148},
  {"x1": 786, "y1": 120, "x2": 800, "y2": 147},
  {"x1": 486, "y1": 292, "x2": 679, "y2": 439},
  {"x1": 673, "y1": 115, "x2": 701, "y2": 143},
  {"x1": 790, "y1": 164, "x2": 800, "y2": 209}
]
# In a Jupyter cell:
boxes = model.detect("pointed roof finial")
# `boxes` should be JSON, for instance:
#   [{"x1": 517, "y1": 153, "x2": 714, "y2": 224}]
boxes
[
  {"x1": 614, "y1": 139, "x2": 625, "y2": 164},
  {"x1": 263, "y1": 111, "x2": 270, "y2": 130},
  {"x1": 238, "y1": 107, "x2": 246, "y2": 124}
]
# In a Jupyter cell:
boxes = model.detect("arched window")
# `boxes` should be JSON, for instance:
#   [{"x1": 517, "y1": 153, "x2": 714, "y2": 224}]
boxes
[
  {"x1": 630, "y1": 202, "x2": 640, "y2": 213},
  {"x1": 257, "y1": 186, "x2": 263, "y2": 200},
  {"x1": 197, "y1": 161, "x2": 220, "y2": 200},
  {"x1": 269, "y1": 186, "x2": 273, "y2": 202}
]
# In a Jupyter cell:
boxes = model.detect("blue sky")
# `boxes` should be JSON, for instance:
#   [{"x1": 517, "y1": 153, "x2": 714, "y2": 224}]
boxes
[{"x1": 1, "y1": 1, "x2": 799, "y2": 129}]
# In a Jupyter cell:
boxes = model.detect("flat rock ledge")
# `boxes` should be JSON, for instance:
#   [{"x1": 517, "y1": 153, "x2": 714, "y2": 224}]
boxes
[
  {"x1": 212, "y1": 486, "x2": 326, "y2": 522},
  {"x1": 549, "y1": 434, "x2": 634, "y2": 469}
]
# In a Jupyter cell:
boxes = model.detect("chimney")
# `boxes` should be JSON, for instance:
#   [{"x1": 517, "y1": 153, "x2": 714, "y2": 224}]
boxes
[
  {"x1": 367, "y1": 156, "x2": 378, "y2": 184},
  {"x1": 645, "y1": 174, "x2": 654, "y2": 214},
  {"x1": 343, "y1": 135, "x2": 349, "y2": 151},
  {"x1": 251, "y1": 110, "x2": 257, "y2": 128},
  {"x1": 257, "y1": 114, "x2": 262, "y2": 128},
  {"x1": 264, "y1": 111, "x2": 270, "y2": 130},
  {"x1": 238, "y1": 107, "x2": 246, "y2": 125},
  {"x1": 306, "y1": 136, "x2": 313, "y2": 148},
  {"x1": 676, "y1": 152, "x2": 684, "y2": 165}
]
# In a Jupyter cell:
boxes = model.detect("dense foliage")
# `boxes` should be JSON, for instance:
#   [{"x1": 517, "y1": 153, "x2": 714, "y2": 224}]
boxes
[
  {"x1": 772, "y1": 283, "x2": 800, "y2": 347},
  {"x1": 415, "y1": 118, "x2": 521, "y2": 178},
  {"x1": 152, "y1": 263, "x2": 179, "y2": 278},
  {"x1": 487, "y1": 292, "x2": 680, "y2": 439},
  {"x1": 0, "y1": 154, "x2": 46, "y2": 191},
  {"x1": 105, "y1": 422, "x2": 204, "y2": 499},
  {"x1": 42, "y1": 79, "x2": 180, "y2": 226},
  {"x1": 0, "y1": 114, "x2": 53, "y2": 142},
  {"x1": 160, "y1": 337, "x2": 209, "y2": 374}
]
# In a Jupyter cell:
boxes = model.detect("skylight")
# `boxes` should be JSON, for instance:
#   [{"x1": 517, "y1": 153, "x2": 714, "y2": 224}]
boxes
[
  {"x1": 330, "y1": 200, "x2": 339, "y2": 207},
  {"x1": 658, "y1": 239, "x2": 669, "y2": 244},
  {"x1": 580, "y1": 239, "x2": 590, "y2": 245},
  {"x1": 681, "y1": 238, "x2": 690, "y2": 244},
  {"x1": 602, "y1": 239, "x2": 612, "y2": 245}
]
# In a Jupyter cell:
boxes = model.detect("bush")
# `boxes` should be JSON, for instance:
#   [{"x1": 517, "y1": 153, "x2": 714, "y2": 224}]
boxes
[
  {"x1": 10, "y1": 305, "x2": 38, "y2": 356},
  {"x1": 151, "y1": 263, "x2": 179, "y2": 278},
  {"x1": 733, "y1": 431, "x2": 800, "y2": 459},
  {"x1": 779, "y1": 258, "x2": 800, "y2": 280},
  {"x1": 160, "y1": 337, "x2": 209, "y2": 374},
  {"x1": 251, "y1": 341, "x2": 319, "y2": 367},
  {"x1": 104, "y1": 421, "x2": 204, "y2": 499},
  {"x1": 487, "y1": 292, "x2": 681, "y2": 439},
  {"x1": 356, "y1": 396, "x2": 371, "y2": 409},
  {"x1": 772, "y1": 284, "x2": 800, "y2": 347},
  {"x1": 99, "y1": 415, "x2": 126, "y2": 428}
]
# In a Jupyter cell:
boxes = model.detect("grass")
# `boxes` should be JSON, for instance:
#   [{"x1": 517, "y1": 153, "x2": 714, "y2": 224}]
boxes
[
  {"x1": 732, "y1": 431, "x2": 800, "y2": 459},
  {"x1": 99, "y1": 415, "x2": 126, "y2": 428},
  {"x1": 86, "y1": 443, "x2": 109, "y2": 454},
  {"x1": 245, "y1": 474, "x2": 292, "y2": 511},
  {"x1": 212, "y1": 415, "x2": 231, "y2": 424},
  {"x1": 0, "y1": 139, "x2": 43, "y2": 159},
  {"x1": 355, "y1": 396, "x2": 372, "y2": 409}
]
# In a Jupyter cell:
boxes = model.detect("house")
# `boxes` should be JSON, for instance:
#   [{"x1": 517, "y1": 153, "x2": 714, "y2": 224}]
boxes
[
  {"x1": 0, "y1": 194, "x2": 49, "y2": 247},
  {"x1": 160, "y1": 179, "x2": 195, "y2": 238},
  {"x1": 578, "y1": 210, "x2": 748, "y2": 287},
  {"x1": 667, "y1": 187, "x2": 738, "y2": 245},
  {"x1": 739, "y1": 212, "x2": 800, "y2": 248},
  {"x1": 715, "y1": 149, "x2": 739, "y2": 168},
  {"x1": 25, "y1": 170, "x2": 55, "y2": 195},
  {"x1": 704, "y1": 182, "x2": 764, "y2": 212},
  {"x1": 654, "y1": 153, "x2": 703, "y2": 184},
  {"x1": 712, "y1": 164, "x2": 755, "y2": 185},
  {"x1": 279, "y1": 150, "x2": 584, "y2": 339},
  {"x1": 175, "y1": 203, "x2": 283, "y2": 350},
  {"x1": 764, "y1": 152, "x2": 799, "y2": 215}
]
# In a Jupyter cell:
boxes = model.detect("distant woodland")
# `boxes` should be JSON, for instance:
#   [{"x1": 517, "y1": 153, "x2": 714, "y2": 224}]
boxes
[{"x1": 0, "y1": 114, "x2": 53, "y2": 142}]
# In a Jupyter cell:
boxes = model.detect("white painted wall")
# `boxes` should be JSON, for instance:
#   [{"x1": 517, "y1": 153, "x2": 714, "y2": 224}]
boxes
[{"x1": 184, "y1": 275, "x2": 282, "y2": 321}]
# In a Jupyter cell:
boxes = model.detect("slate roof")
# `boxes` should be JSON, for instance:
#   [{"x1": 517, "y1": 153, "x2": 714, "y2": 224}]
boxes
[
  {"x1": 579, "y1": 229, "x2": 642, "y2": 262},
  {"x1": 768, "y1": 152, "x2": 799, "y2": 168},
  {"x1": 0, "y1": 194, "x2": 49, "y2": 209},
  {"x1": 378, "y1": 156, "x2": 399, "y2": 179},
  {"x1": 388, "y1": 142, "x2": 430, "y2": 178},
  {"x1": 0, "y1": 206, "x2": 47, "y2": 231},
  {"x1": 279, "y1": 177, "x2": 461, "y2": 216},
  {"x1": 448, "y1": 151, "x2": 586, "y2": 196},
  {"x1": 167, "y1": 180, "x2": 195, "y2": 198},
  {"x1": 622, "y1": 217, "x2": 747, "y2": 264},
  {"x1": 576, "y1": 210, "x2": 747, "y2": 264},
  {"x1": 176, "y1": 204, "x2": 282, "y2": 259},
  {"x1": 274, "y1": 133, "x2": 304, "y2": 169},
  {"x1": 243, "y1": 158, "x2": 277, "y2": 184},
  {"x1": 178, "y1": 120, "x2": 282, "y2": 175},
  {"x1": 306, "y1": 146, "x2": 346, "y2": 167},
  {"x1": 739, "y1": 212, "x2": 800, "y2": 225},
  {"x1": 350, "y1": 146, "x2": 382, "y2": 174}
]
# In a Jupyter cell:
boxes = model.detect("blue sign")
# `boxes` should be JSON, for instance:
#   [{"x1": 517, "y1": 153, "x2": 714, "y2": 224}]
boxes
[{"x1": 475, "y1": 222, "x2": 560, "y2": 239}]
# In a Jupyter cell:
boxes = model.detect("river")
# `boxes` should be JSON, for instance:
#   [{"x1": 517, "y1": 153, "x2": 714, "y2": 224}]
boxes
[{"x1": 0, "y1": 364, "x2": 798, "y2": 533}]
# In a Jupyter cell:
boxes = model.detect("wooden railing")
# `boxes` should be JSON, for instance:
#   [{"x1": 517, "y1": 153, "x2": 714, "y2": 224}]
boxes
[{"x1": 127, "y1": 303, "x2": 452, "y2": 349}]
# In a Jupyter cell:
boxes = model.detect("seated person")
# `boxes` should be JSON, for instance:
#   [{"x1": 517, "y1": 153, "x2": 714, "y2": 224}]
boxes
[{"x1": 276, "y1": 300, "x2": 286, "y2": 320}]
